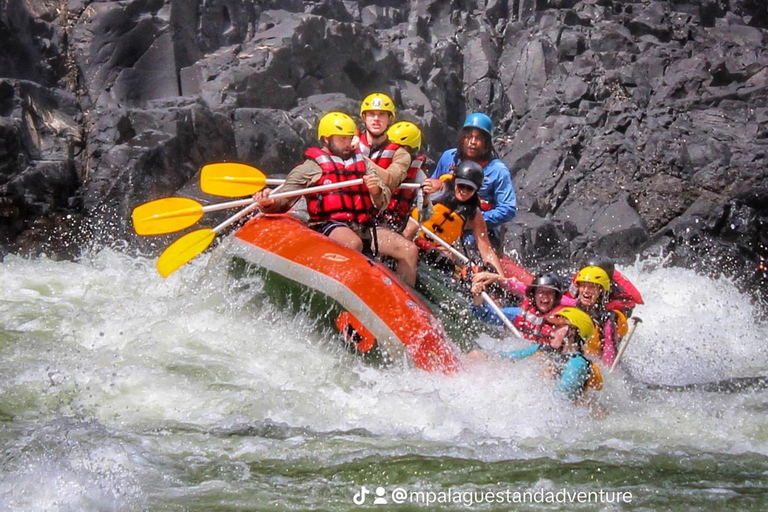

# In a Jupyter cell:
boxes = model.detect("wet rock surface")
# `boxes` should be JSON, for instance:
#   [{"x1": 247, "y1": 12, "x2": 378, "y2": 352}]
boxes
[{"x1": 1, "y1": 0, "x2": 766, "y2": 300}]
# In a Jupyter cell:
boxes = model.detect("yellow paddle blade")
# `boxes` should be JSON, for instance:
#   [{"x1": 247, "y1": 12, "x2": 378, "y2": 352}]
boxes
[
  {"x1": 200, "y1": 162, "x2": 268, "y2": 197},
  {"x1": 156, "y1": 229, "x2": 216, "y2": 278},
  {"x1": 132, "y1": 197, "x2": 204, "y2": 235}
]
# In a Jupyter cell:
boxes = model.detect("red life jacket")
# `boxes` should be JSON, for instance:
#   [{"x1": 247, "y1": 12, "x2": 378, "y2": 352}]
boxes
[
  {"x1": 605, "y1": 270, "x2": 644, "y2": 313},
  {"x1": 358, "y1": 132, "x2": 401, "y2": 167},
  {"x1": 304, "y1": 147, "x2": 374, "y2": 226},
  {"x1": 357, "y1": 131, "x2": 373, "y2": 156},
  {"x1": 380, "y1": 155, "x2": 425, "y2": 231},
  {"x1": 512, "y1": 299, "x2": 555, "y2": 345}
]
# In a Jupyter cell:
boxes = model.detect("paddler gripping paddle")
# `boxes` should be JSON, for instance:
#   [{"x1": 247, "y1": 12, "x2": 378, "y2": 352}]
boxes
[
  {"x1": 408, "y1": 217, "x2": 526, "y2": 339},
  {"x1": 201, "y1": 161, "x2": 422, "y2": 197},
  {"x1": 133, "y1": 163, "x2": 424, "y2": 235},
  {"x1": 152, "y1": 178, "x2": 367, "y2": 277}
]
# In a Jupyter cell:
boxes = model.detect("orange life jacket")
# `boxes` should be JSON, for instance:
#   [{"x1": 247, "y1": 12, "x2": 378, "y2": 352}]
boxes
[
  {"x1": 582, "y1": 308, "x2": 624, "y2": 360},
  {"x1": 416, "y1": 181, "x2": 479, "y2": 245},
  {"x1": 586, "y1": 360, "x2": 603, "y2": 391},
  {"x1": 305, "y1": 148, "x2": 374, "y2": 226}
]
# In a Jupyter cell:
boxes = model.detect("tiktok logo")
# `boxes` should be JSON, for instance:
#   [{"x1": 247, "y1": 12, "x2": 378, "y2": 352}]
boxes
[
  {"x1": 353, "y1": 486, "x2": 370, "y2": 505},
  {"x1": 353, "y1": 486, "x2": 388, "y2": 505}
]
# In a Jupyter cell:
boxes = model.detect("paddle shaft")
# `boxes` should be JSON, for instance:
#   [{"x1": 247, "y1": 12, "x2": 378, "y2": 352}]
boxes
[
  {"x1": 156, "y1": 178, "x2": 375, "y2": 277},
  {"x1": 408, "y1": 218, "x2": 524, "y2": 338},
  {"x1": 409, "y1": 217, "x2": 470, "y2": 264},
  {"x1": 610, "y1": 316, "x2": 642, "y2": 373},
  {"x1": 201, "y1": 178, "x2": 369, "y2": 215},
  {"x1": 211, "y1": 202, "x2": 260, "y2": 234},
  {"x1": 202, "y1": 161, "x2": 425, "y2": 198},
  {"x1": 480, "y1": 291, "x2": 523, "y2": 337},
  {"x1": 206, "y1": 178, "x2": 420, "y2": 229},
  {"x1": 266, "y1": 178, "x2": 421, "y2": 190}
]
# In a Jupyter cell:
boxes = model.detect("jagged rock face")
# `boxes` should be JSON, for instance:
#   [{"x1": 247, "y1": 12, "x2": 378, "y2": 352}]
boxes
[{"x1": 0, "y1": 0, "x2": 766, "y2": 299}]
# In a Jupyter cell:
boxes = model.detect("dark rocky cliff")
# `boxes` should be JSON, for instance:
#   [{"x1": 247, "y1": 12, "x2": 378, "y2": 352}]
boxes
[{"x1": 1, "y1": 0, "x2": 767, "y2": 301}]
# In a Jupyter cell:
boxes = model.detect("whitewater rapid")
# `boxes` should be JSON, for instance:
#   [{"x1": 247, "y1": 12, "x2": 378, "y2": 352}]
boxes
[{"x1": 0, "y1": 247, "x2": 766, "y2": 510}]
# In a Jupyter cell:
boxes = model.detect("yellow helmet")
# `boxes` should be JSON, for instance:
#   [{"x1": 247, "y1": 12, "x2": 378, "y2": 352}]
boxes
[
  {"x1": 317, "y1": 112, "x2": 357, "y2": 140},
  {"x1": 575, "y1": 265, "x2": 611, "y2": 292},
  {"x1": 387, "y1": 121, "x2": 422, "y2": 150},
  {"x1": 360, "y1": 92, "x2": 396, "y2": 118},
  {"x1": 555, "y1": 307, "x2": 595, "y2": 342}
]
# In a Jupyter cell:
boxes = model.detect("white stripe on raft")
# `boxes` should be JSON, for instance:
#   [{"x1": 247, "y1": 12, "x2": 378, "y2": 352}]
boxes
[{"x1": 229, "y1": 237, "x2": 412, "y2": 367}]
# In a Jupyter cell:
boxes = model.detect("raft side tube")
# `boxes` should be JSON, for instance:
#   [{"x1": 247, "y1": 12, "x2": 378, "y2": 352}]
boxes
[{"x1": 232, "y1": 215, "x2": 460, "y2": 373}]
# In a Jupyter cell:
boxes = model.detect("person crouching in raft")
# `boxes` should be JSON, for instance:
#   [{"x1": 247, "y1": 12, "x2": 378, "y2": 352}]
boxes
[
  {"x1": 470, "y1": 271, "x2": 576, "y2": 356},
  {"x1": 547, "y1": 307, "x2": 604, "y2": 403},
  {"x1": 571, "y1": 265, "x2": 625, "y2": 366},
  {"x1": 402, "y1": 160, "x2": 506, "y2": 276},
  {"x1": 569, "y1": 255, "x2": 644, "y2": 319},
  {"x1": 478, "y1": 304, "x2": 602, "y2": 405},
  {"x1": 377, "y1": 121, "x2": 435, "y2": 233}
]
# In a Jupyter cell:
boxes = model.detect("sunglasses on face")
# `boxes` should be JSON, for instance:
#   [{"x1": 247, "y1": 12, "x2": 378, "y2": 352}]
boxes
[{"x1": 455, "y1": 183, "x2": 476, "y2": 193}]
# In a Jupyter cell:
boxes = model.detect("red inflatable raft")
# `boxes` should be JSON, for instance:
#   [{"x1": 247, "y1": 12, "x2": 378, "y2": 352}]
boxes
[{"x1": 230, "y1": 214, "x2": 461, "y2": 374}]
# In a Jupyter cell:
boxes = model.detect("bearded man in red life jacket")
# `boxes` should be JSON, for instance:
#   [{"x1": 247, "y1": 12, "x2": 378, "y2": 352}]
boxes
[{"x1": 254, "y1": 112, "x2": 424, "y2": 284}]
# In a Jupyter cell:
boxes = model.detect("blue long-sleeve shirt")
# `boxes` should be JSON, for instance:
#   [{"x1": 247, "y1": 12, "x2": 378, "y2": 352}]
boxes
[
  {"x1": 499, "y1": 343, "x2": 541, "y2": 360},
  {"x1": 431, "y1": 149, "x2": 517, "y2": 230},
  {"x1": 553, "y1": 353, "x2": 591, "y2": 401},
  {"x1": 470, "y1": 303, "x2": 520, "y2": 326}
]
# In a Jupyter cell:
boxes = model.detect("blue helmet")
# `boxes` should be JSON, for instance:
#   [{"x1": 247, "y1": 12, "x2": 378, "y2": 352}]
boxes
[{"x1": 463, "y1": 112, "x2": 493, "y2": 136}]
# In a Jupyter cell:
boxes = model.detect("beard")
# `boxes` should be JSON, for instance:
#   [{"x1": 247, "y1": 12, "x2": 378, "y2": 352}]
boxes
[{"x1": 328, "y1": 138, "x2": 354, "y2": 159}]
